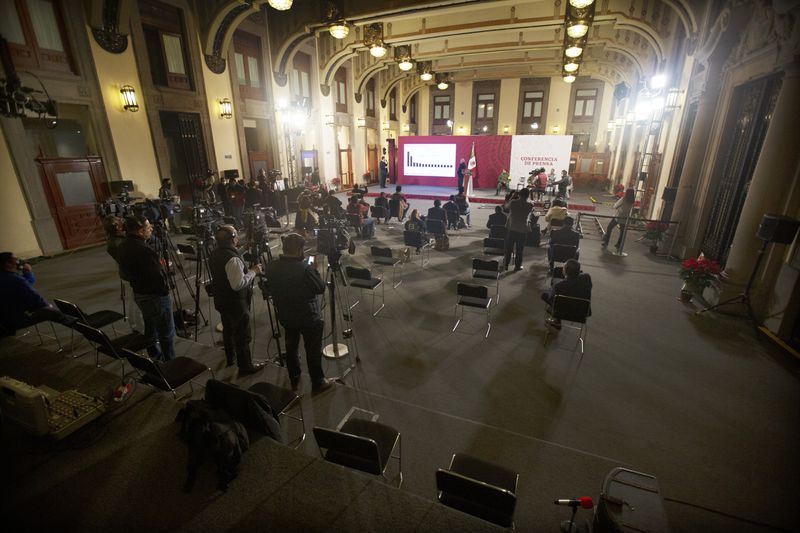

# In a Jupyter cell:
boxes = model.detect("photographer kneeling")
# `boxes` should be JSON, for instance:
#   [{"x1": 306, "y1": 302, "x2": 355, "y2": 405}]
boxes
[
  {"x1": 209, "y1": 225, "x2": 265, "y2": 375},
  {"x1": 264, "y1": 233, "x2": 334, "y2": 393}
]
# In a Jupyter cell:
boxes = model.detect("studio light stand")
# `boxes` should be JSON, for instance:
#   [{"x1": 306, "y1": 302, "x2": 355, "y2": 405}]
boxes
[
  {"x1": 322, "y1": 251, "x2": 360, "y2": 383},
  {"x1": 695, "y1": 239, "x2": 767, "y2": 336}
]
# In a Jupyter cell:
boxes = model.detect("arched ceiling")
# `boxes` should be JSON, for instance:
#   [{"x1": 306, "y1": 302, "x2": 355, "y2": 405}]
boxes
[{"x1": 198, "y1": 0, "x2": 704, "y2": 89}]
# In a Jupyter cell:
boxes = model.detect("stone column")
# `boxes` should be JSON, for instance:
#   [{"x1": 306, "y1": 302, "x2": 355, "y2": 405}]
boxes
[
  {"x1": 721, "y1": 63, "x2": 800, "y2": 293},
  {"x1": 661, "y1": 70, "x2": 723, "y2": 256}
]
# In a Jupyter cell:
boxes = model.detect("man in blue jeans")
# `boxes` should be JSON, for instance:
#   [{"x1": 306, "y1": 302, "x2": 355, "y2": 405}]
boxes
[{"x1": 117, "y1": 215, "x2": 176, "y2": 361}]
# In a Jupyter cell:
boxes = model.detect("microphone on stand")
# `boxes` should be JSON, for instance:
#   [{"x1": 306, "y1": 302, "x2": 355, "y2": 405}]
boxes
[{"x1": 554, "y1": 496, "x2": 594, "y2": 509}]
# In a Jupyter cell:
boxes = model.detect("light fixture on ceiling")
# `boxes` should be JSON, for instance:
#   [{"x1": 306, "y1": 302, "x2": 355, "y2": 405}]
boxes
[
  {"x1": 120, "y1": 85, "x2": 138, "y2": 112},
  {"x1": 435, "y1": 73, "x2": 449, "y2": 90},
  {"x1": 418, "y1": 61, "x2": 434, "y2": 81},
  {"x1": 268, "y1": 0, "x2": 293, "y2": 11},
  {"x1": 329, "y1": 21, "x2": 349, "y2": 39},
  {"x1": 569, "y1": 0, "x2": 595, "y2": 8},
  {"x1": 395, "y1": 46, "x2": 414, "y2": 71},
  {"x1": 564, "y1": 61, "x2": 579, "y2": 73},
  {"x1": 567, "y1": 23, "x2": 589, "y2": 38},
  {"x1": 650, "y1": 73, "x2": 667, "y2": 89},
  {"x1": 565, "y1": 45, "x2": 583, "y2": 58},
  {"x1": 364, "y1": 23, "x2": 388, "y2": 58},
  {"x1": 219, "y1": 98, "x2": 233, "y2": 119},
  {"x1": 563, "y1": 74, "x2": 576, "y2": 83}
]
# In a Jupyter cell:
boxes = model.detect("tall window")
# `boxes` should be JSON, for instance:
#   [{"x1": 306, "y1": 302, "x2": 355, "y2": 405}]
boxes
[
  {"x1": 233, "y1": 30, "x2": 265, "y2": 100},
  {"x1": 433, "y1": 95, "x2": 450, "y2": 124},
  {"x1": 476, "y1": 93, "x2": 495, "y2": 120},
  {"x1": 522, "y1": 91, "x2": 543, "y2": 125},
  {"x1": 389, "y1": 88, "x2": 397, "y2": 121},
  {"x1": 409, "y1": 94, "x2": 417, "y2": 125},
  {"x1": 365, "y1": 78, "x2": 375, "y2": 117},
  {"x1": 292, "y1": 51, "x2": 311, "y2": 106},
  {"x1": 0, "y1": 0, "x2": 74, "y2": 73},
  {"x1": 140, "y1": 0, "x2": 193, "y2": 90},
  {"x1": 573, "y1": 89, "x2": 597, "y2": 122},
  {"x1": 334, "y1": 67, "x2": 347, "y2": 113}
]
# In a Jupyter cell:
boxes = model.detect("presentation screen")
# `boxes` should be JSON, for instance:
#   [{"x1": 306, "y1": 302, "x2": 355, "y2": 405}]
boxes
[
  {"x1": 403, "y1": 143, "x2": 456, "y2": 178},
  {"x1": 509, "y1": 135, "x2": 573, "y2": 188}
]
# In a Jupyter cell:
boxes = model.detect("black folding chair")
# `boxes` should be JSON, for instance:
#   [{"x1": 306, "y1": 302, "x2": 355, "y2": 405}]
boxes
[
  {"x1": 371, "y1": 246, "x2": 402, "y2": 288},
  {"x1": 543, "y1": 294, "x2": 591, "y2": 355},
  {"x1": 388, "y1": 199, "x2": 400, "y2": 221},
  {"x1": 489, "y1": 225, "x2": 507, "y2": 239},
  {"x1": 248, "y1": 381, "x2": 305, "y2": 448},
  {"x1": 446, "y1": 209, "x2": 461, "y2": 230},
  {"x1": 483, "y1": 237, "x2": 505, "y2": 256},
  {"x1": 436, "y1": 452, "x2": 519, "y2": 528},
  {"x1": 346, "y1": 213, "x2": 363, "y2": 237},
  {"x1": 313, "y1": 418, "x2": 402, "y2": 487},
  {"x1": 453, "y1": 283, "x2": 492, "y2": 338},
  {"x1": 73, "y1": 322, "x2": 152, "y2": 378},
  {"x1": 345, "y1": 266, "x2": 384, "y2": 316},
  {"x1": 472, "y1": 259, "x2": 501, "y2": 305},
  {"x1": 122, "y1": 348, "x2": 213, "y2": 399},
  {"x1": 549, "y1": 244, "x2": 579, "y2": 278},
  {"x1": 403, "y1": 230, "x2": 432, "y2": 268},
  {"x1": 54, "y1": 299, "x2": 123, "y2": 354}
]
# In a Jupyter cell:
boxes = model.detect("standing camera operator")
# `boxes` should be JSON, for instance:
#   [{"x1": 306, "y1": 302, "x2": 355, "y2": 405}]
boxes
[
  {"x1": 117, "y1": 215, "x2": 176, "y2": 361},
  {"x1": 209, "y1": 225, "x2": 265, "y2": 375},
  {"x1": 264, "y1": 233, "x2": 334, "y2": 392}
]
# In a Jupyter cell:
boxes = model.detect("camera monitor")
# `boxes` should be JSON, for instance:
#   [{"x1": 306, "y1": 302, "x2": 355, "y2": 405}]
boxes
[
  {"x1": 275, "y1": 179, "x2": 286, "y2": 192},
  {"x1": 223, "y1": 169, "x2": 239, "y2": 180},
  {"x1": 109, "y1": 180, "x2": 134, "y2": 195}
]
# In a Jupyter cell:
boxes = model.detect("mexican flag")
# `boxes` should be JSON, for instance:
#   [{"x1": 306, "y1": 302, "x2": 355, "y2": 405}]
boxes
[{"x1": 466, "y1": 141, "x2": 477, "y2": 196}]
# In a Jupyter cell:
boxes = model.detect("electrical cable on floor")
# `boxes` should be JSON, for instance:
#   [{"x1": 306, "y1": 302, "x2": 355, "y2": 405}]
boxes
[{"x1": 662, "y1": 497, "x2": 793, "y2": 532}]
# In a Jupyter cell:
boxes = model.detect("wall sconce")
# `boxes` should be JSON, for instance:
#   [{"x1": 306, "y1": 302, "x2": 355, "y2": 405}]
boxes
[
  {"x1": 382, "y1": 121, "x2": 391, "y2": 131},
  {"x1": 552, "y1": 124, "x2": 561, "y2": 134},
  {"x1": 402, "y1": 123, "x2": 410, "y2": 132},
  {"x1": 356, "y1": 117, "x2": 366, "y2": 128},
  {"x1": 446, "y1": 119, "x2": 453, "y2": 129},
  {"x1": 531, "y1": 122, "x2": 539, "y2": 131},
  {"x1": 607, "y1": 120, "x2": 615, "y2": 131},
  {"x1": 324, "y1": 114, "x2": 335, "y2": 126},
  {"x1": 219, "y1": 98, "x2": 233, "y2": 119},
  {"x1": 120, "y1": 85, "x2": 139, "y2": 112},
  {"x1": 665, "y1": 88, "x2": 681, "y2": 110},
  {"x1": 457, "y1": 125, "x2": 465, "y2": 134},
  {"x1": 503, "y1": 125, "x2": 509, "y2": 134}
]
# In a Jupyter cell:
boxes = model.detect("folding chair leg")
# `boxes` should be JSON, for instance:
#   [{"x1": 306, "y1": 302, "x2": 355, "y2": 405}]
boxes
[
  {"x1": 392, "y1": 263, "x2": 402, "y2": 288},
  {"x1": 452, "y1": 304, "x2": 462, "y2": 332},
  {"x1": 372, "y1": 283, "x2": 385, "y2": 317},
  {"x1": 485, "y1": 307, "x2": 492, "y2": 339},
  {"x1": 350, "y1": 289, "x2": 361, "y2": 310}
]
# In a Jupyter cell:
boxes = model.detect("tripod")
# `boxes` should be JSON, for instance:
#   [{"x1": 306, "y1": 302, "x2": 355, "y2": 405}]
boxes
[
  {"x1": 252, "y1": 235, "x2": 286, "y2": 368},
  {"x1": 695, "y1": 239, "x2": 768, "y2": 336},
  {"x1": 322, "y1": 252, "x2": 360, "y2": 383}
]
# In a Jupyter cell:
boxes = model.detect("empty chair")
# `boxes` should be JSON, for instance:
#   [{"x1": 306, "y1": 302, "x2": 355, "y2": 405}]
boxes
[
  {"x1": 371, "y1": 246, "x2": 402, "y2": 288},
  {"x1": 248, "y1": 381, "x2": 305, "y2": 448},
  {"x1": 549, "y1": 244, "x2": 579, "y2": 279},
  {"x1": 123, "y1": 348, "x2": 213, "y2": 399},
  {"x1": 403, "y1": 230, "x2": 432, "y2": 268},
  {"x1": 54, "y1": 298, "x2": 123, "y2": 353},
  {"x1": 488, "y1": 225, "x2": 507, "y2": 240},
  {"x1": 73, "y1": 322, "x2": 152, "y2": 375},
  {"x1": 345, "y1": 266, "x2": 384, "y2": 316},
  {"x1": 313, "y1": 417, "x2": 402, "y2": 487},
  {"x1": 483, "y1": 237, "x2": 505, "y2": 256},
  {"x1": 472, "y1": 259, "x2": 501, "y2": 305},
  {"x1": 453, "y1": 283, "x2": 492, "y2": 338},
  {"x1": 543, "y1": 294, "x2": 591, "y2": 355},
  {"x1": 436, "y1": 453, "x2": 519, "y2": 528}
]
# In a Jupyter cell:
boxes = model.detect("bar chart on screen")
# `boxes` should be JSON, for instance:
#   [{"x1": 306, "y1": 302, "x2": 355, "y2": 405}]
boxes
[{"x1": 403, "y1": 143, "x2": 456, "y2": 177}]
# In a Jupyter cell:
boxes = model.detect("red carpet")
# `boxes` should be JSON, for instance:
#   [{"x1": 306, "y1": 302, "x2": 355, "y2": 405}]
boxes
[{"x1": 351, "y1": 190, "x2": 596, "y2": 212}]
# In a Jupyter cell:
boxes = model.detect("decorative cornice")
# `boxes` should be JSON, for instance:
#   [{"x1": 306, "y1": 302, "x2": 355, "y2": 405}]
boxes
[{"x1": 90, "y1": 0, "x2": 128, "y2": 54}]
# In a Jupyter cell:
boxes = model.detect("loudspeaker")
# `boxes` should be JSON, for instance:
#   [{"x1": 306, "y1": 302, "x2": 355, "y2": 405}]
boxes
[
  {"x1": 757, "y1": 214, "x2": 800, "y2": 244},
  {"x1": 223, "y1": 169, "x2": 239, "y2": 180},
  {"x1": 662, "y1": 187, "x2": 677, "y2": 202}
]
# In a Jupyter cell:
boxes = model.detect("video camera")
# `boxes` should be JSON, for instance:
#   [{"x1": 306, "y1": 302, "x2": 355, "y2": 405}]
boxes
[
  {"x1": 191, "y1": 203, "x2": 225, "y2": 237},
  {"x1": 317, "y1": 212, "x2": 352, "y2": 258}
]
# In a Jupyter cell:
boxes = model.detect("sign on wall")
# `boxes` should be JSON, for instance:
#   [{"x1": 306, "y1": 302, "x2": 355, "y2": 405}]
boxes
[
  {"x1": 508, "y1": 135, "x2": 573, "y2": 188},
  {"x1": 403, "y1": 143, "x2": 457, "y2": 178}
]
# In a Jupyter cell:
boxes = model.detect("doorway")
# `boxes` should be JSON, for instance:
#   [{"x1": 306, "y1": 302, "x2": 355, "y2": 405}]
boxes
[
  {"x1": 244, "y1": 118, "x2": 274, "y2": 180},
  {"x1": 338, "y1": 145, "x2": 352, "y2": 188},
  {"x1": 159, "y1": 111, "x2": 209, "y2": 201}
]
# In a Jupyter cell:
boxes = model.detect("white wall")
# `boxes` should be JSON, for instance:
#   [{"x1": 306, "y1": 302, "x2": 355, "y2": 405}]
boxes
[
  {"x1": 498, "y1": 78, "x2": 520, "y2": 135},
  {"x1": 546, "y1": 77, "x2": 570, "y2": 134}
]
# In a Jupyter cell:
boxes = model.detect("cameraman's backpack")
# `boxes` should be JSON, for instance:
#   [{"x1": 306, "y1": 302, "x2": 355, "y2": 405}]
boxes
[{"x1": 176, "y1": 399, "x2": 249, "y2": 492}]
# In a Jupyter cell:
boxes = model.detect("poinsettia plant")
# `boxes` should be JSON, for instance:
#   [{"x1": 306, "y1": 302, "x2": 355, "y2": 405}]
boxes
[
  {"x1": 679, "y1": 256, "x2": 721, "y2": 289},
  {"x1": 330, "y1": 177, "x2": 341, "y2": 185},
  {"x1": 644, "y1": 221, "x2": 669, "y2": 242}
]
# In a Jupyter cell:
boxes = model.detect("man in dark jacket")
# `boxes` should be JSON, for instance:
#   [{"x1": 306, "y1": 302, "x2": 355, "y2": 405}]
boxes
[
  {"x1": 486, "y1": 206, "x2": 508, "y2": 229},
  {"x1": 209, "y1": 225, "x2": 264, "y2": 374},
  {"x1": 117, "y1": 215, "x2": 175, "y2": 360},
  {"x1": 263, "y1": 233, "x2": 333, "y2": 393},
  {"x1": 548, "y1": 216, "x2": 581, "y2": 270},
  {"x1": 504, "y1": 188, "x2": 533, "y2": 271},
  {"x1": 541, "y1": 259, "x2": 592, "y2": 329}
]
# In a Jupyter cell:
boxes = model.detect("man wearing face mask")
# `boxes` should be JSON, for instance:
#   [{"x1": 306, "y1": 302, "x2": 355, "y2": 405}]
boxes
[{"x1": 209, "y1": 225, "x2": 264, "y2": 375}]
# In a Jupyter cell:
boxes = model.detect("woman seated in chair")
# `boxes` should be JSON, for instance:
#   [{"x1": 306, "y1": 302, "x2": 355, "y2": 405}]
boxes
[
  {"x1": 391, "y1": 186, "x2": 409, "y2": 221},
  {"x1": 544, "y1": 198, "x2": 569, "y2": 234},
  {"x1": 404, "y1": 209, "x2": 428, "y2": 252}
]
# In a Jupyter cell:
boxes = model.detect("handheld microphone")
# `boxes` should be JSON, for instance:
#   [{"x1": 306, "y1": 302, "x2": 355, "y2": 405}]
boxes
[{"x1": 554, "y1": 497, "x2": 594, "y2": 509}]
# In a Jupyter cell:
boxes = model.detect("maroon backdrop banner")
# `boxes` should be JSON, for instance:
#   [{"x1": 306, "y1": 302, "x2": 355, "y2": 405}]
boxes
[{"x1": 397, "y1": 136, "x2": 513, "y2": 189}]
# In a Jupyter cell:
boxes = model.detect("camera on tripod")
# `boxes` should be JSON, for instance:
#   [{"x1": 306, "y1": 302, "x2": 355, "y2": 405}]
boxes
[
  {"x1": 95, "y1": 183, "x2": 135, "y2": 218},
  {"x1": 316, "y1": 214, "x2": 352, "y2": 258}
]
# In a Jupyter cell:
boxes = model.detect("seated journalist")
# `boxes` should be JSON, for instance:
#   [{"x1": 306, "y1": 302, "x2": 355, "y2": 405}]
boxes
[{"x1": 541, "y1": 259, "x2": 592, "y2": 329}]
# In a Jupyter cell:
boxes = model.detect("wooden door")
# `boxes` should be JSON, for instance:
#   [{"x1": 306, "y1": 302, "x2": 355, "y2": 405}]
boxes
[
  {"x1": 366, "y1": 144, "x2": 378, "y2": 184},
  {"x1": 37, "y1": 156, "x2": 108, "y2": 249},
  {"x1": 338, "y1": 145, "x2": 353, "y2": 188},
  {"x1": 248, "y1": 150, "x2": 271, "y2": 180},
  {"x1": 387, "y1": 139, "x2": 397, "y2": 182}
]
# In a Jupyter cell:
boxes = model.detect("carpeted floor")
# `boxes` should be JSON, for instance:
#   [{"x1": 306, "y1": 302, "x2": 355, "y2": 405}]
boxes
[{"x1": 3, "y1": 189, "x2": 799, "y2": 532}]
